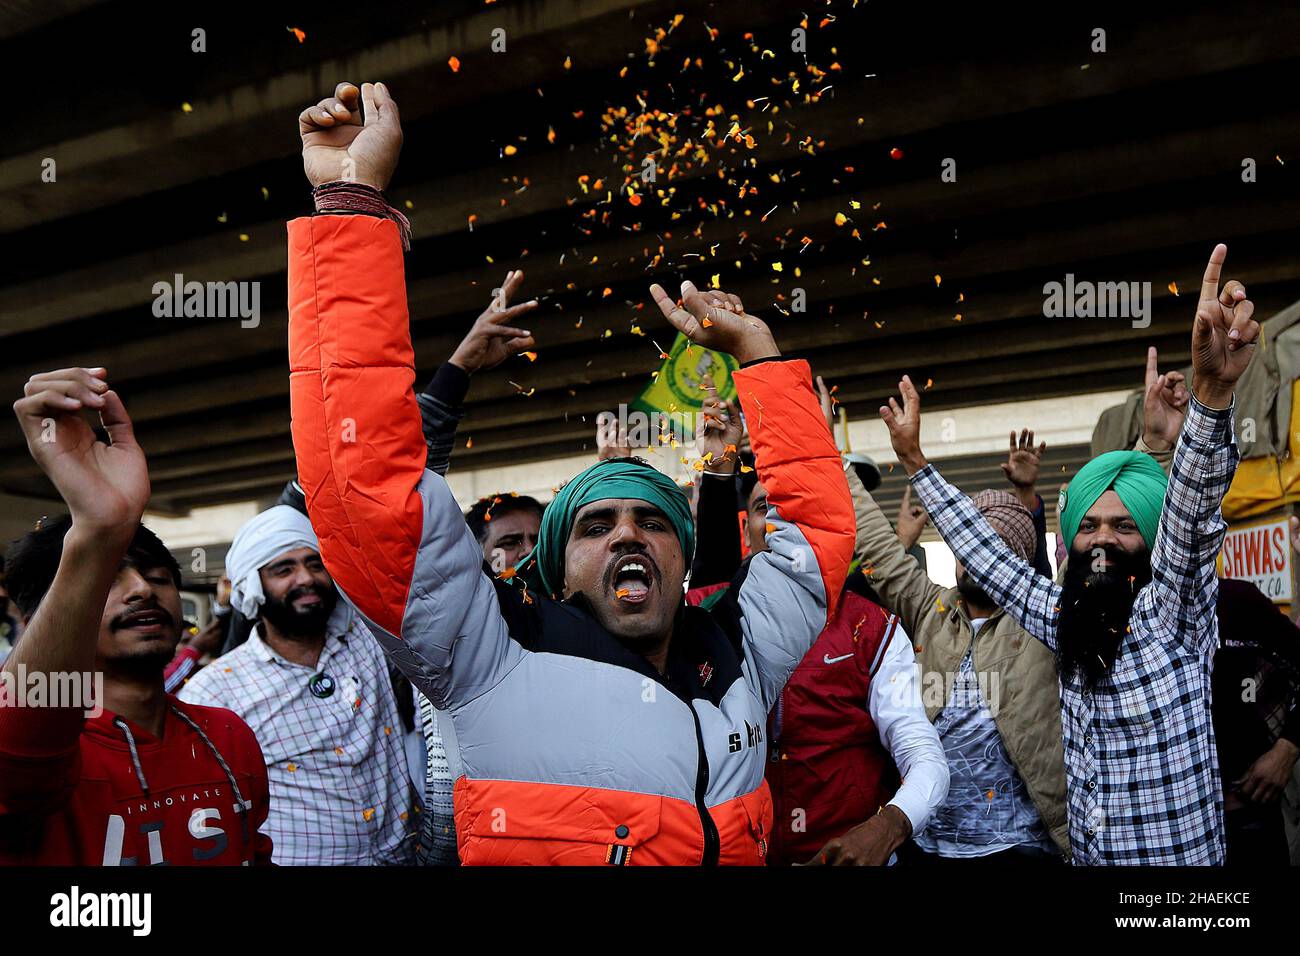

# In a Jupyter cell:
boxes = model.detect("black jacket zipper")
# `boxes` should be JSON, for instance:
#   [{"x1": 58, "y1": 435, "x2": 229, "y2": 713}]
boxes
[{"x1": 687, "y1": 702, "x2": 721, "y2": 866}]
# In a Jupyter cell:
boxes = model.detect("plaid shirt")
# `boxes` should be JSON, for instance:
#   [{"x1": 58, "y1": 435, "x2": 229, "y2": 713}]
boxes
[
  {"x1": 179, "y1": 614, "x2": 418, "y2": 865},
  {"x1": 910, "y1": 395, "x2": 1236, "y2": 865}
]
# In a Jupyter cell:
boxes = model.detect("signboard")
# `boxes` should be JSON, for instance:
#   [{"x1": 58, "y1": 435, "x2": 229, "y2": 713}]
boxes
[{"x1": 1219, "y1": 516, "x2": 1293, "y2": 603}]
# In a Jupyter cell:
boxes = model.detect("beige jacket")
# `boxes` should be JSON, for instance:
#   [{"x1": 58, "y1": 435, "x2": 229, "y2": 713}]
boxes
[{"x1": 848, "y1": 466, "x2": 1070, "y2": 855}]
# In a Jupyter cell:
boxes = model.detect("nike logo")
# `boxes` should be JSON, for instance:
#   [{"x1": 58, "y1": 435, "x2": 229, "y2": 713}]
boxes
[{"x1": 823, "y1": 653, "x2": 853, "y2": 665}]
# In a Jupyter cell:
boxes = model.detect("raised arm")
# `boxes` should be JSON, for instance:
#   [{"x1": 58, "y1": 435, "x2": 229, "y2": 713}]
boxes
[
  {"x1": 289, "y1": 82, "x2": 532, "y2": 708},
  {"x1": 420, "y1": 269, "x2": 539, "y2": 475},
  {"x1": 846, "y1": 465, "x2": 943, "y2": 638},
  {"x1": 688, "y1": 383, "x2": 745, "y2": 589},
  {"x1": 648, "y1": 282, "x2": 855, "y2": 707},
  {"x1": 880, "y1": 375, "x2": 1061, "y2": 647},
  {"x1": 1146, "y1": 244, "x2": 1257, "y2": 648},
  {"x1": 0, "y1": 369, "x2": 148, "y2": 813},
  {"x1": 1002, "y1": 429, "x2": 1055, "y2": 579}
]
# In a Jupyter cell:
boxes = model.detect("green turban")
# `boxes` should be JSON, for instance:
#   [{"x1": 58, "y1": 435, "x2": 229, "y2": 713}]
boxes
[
  {"x1": 1058, "y1": 450, "x2": 1169, "y2": 551},
  {"x1": 514, "y1": 458, "x2": 695, "y2": 599}
]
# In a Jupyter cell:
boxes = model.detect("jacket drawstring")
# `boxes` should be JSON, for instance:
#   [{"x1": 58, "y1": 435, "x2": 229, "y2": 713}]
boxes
[
  {"x1": 113, "y1": 717, "x2": 151, "y2": 796},
  {"x1": 112, "y1": 708, "x2": 256, "y2": 864},
  {"x1": 168, "y1": 705, "x2": 254, "y2": 864}
]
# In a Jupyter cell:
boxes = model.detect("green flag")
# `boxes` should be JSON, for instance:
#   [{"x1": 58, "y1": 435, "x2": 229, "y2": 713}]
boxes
[{"x1": 630, "y1": 332, "x2": 738, "y2": 432}]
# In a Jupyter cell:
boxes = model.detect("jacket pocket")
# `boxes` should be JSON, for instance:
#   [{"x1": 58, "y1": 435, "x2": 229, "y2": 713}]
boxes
[{"x1": 456, "y1": 777, "x2": 665, "y2": 865}]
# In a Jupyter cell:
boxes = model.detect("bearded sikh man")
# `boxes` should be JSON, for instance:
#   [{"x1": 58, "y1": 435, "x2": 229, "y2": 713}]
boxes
[
  {"x1": 285, "y1": 81, "x2": 853, "y2": 864},
  {"x1": 879, "y1": 244, "x2": 1258, "y2": 865},
  {"x1": 179, "y1": 506, "x2": 418, "y2": 865}
]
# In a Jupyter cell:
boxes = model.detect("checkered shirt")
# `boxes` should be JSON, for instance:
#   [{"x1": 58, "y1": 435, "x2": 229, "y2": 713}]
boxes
[
  {"x1": 910, "y1": 395, "x2": 1236, "y2": 865},
  {"x1": 179, "y1": 615, "x2": 418, "y2": 865}
]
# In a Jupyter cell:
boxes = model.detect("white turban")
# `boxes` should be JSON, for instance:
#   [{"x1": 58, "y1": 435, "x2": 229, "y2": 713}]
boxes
[{"x1": 225, "y1": 506, "x2": 322, "y2": 619}]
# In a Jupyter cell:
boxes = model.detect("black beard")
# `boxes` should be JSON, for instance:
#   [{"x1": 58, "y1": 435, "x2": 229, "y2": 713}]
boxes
[
  {"x1": 260, "y1": 584, "x2": 337, "y2": 638},
  {"x1": 956, "y1": 574, "x2": 994, "y2": 609},
  {"x1": 1056, "y1": 545, "x2": 1152, "y2": 691}
]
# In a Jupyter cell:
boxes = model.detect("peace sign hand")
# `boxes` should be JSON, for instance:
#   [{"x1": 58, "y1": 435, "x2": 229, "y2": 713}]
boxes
[{"x1": 448, "y1": 270, "x2": 538, "y2": 374}]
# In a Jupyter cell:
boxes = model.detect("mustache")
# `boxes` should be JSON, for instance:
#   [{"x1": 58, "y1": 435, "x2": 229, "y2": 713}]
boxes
[
  {"x1": 110, "y1": 603, "x2": 175, "y2": 631},
  {"x1": 284, "y1": 584, "x2": 331, "y2": 604},
  {"x1": 1066, "y1": 545, "x2": 1150, "y2": 588}
]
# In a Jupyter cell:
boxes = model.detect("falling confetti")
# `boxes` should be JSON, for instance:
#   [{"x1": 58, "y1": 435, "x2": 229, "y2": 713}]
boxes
[
  {"x1": 1168, "y1": 281, "x2": 1179, "y2": 296},
  {"x1": 889, "y1": 147, "x2": 903, "y2": 160},
  {"x1": 448, "y1": 55, "x2": 461, "y2": 73},
  {"x1": 287, "y1": 26, "x2": 307, "y2": 43}
]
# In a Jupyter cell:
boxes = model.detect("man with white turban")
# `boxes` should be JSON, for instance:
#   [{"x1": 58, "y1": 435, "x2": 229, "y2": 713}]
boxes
[{"x1": 180, "y1": 506, "x2": 418, "y2": 865}]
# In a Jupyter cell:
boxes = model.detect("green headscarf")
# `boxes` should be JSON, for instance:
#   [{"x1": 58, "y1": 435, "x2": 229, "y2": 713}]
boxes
[
  {"x1": 1058, "y1": 450, "x2": 1169, "y2": 551},
  {"x1": 513, "y1": 458, "x2": 695, "y2": 599}
]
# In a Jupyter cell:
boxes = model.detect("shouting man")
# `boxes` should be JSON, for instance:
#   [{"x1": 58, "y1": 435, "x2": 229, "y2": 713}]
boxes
[
  {"x1": 286, "y1": 82, "x2": 853, "y2": 864},
  {"x1": 879, "y1": 245, "x2": 1259, "y2": 865}
]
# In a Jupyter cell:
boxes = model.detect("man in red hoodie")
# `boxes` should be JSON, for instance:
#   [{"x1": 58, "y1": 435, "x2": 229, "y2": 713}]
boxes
[{"x1": 0, "y1": 367, "x2": 273, "y2": 865}]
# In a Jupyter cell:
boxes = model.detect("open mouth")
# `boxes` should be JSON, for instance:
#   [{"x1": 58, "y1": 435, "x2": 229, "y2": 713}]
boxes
[
  {"x1": 610, "y1": 555, "x2": 655, "y2": 605},
  {"x1": 117, "y1": 608, "x2": 172, "y2": 634},
  {"x1": 286, "y1": 585, "x2": 329, "y2": 612}
]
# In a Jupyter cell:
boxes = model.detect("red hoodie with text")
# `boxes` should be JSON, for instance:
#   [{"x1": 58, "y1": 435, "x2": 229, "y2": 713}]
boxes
[{"x1": 0, "y1": 693, "x2": 273, "y2": 865}]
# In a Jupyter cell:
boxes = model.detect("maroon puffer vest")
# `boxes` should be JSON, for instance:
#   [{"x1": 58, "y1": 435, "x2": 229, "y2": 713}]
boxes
[{"x1": 765, "y1": 591, "x2": 900, "y2": 865}]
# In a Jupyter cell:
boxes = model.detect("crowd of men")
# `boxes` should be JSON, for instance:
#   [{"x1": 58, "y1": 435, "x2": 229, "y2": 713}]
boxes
[{"x1": 1, "y1": 81, "x2": 1297, "y2": 867}]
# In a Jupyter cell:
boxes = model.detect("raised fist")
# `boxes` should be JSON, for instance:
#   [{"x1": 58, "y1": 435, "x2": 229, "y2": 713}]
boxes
[{"x1": 298, "y1": 81, "x2": 403, "y2": 190}]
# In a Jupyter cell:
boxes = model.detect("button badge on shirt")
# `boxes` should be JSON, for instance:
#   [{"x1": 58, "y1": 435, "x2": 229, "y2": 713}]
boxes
[{"x1": 308, "y1": 672, "x2": 336, "y2": 698}]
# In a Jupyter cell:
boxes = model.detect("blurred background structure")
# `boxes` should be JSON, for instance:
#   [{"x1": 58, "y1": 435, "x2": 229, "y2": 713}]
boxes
[{"x1": 2, "y1": 0, "x2": 1299, "y2": 589}]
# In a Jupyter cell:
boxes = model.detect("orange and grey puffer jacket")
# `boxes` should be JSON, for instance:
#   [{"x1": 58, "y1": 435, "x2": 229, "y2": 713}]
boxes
[{"x1": 287, "y1": 214, "x2": 855, "y2": 865}]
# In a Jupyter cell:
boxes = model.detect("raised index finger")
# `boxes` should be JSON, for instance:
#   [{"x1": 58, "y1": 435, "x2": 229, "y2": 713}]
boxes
[
  {"x1": 1200, "y1": 243, "x2": 1227, "y2": 302},
  {"x1": 1145, "y1": 346, "x2": 1160, "y2": 388}
]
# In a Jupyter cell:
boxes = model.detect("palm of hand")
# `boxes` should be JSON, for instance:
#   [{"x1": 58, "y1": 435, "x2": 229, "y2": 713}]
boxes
[
  {"x1": 1145, "y1": 389, "x2": 1185, "y2": 444},
  {"x1": 303, "y1": 123, "x2": 395, "y2": 187},
  {"x1": 1005, "y1": 451, "x2": 1039, "y2": 486},
  {"x1": 41, "y1": 416, "x2": 148, "y2": 526},
  {"x1": 1194, "y1": 296, "x2": 1250, "y2": 383},
  {"x1": 471, "y1": 327, "x2": 516, "y2": 372},
  {"x1": 696, "y1": 389, "x2": 743, "y2": 468}
]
